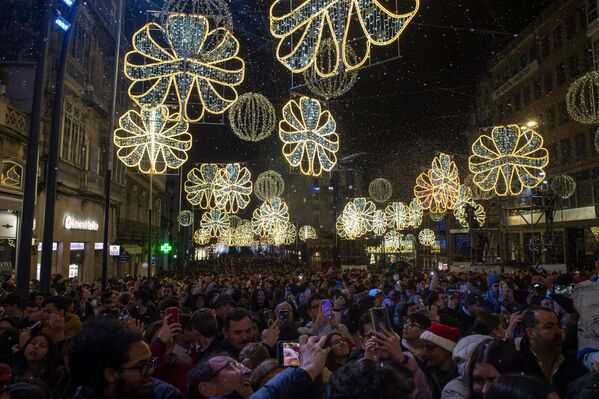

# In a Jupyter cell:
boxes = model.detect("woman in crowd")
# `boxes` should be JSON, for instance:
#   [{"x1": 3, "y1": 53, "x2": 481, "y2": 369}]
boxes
[
  {"x1": 325, "y1": 332, "x2": 351, "y2": 373},
  {"x1": 10, "y1": 333, "x2": 60, "y2": 385}
]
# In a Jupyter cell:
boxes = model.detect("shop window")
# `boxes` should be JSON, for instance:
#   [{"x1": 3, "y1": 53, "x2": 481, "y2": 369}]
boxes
[{"x1": 0, "y1": 161, "x2": 23, "y2": 190}]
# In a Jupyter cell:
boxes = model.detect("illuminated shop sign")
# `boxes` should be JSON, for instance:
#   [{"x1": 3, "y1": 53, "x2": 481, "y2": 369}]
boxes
[{"x1": 64, "y1": 216, "x2": 99, "y2": 231}]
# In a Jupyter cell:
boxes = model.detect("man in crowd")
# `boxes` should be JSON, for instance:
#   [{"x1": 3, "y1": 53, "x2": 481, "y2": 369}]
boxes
[
  {"x1": 42, "y1": 295, "x2": 81, "y2": 341},
  {"x1": 213, "y1": 294, "x2": 235, "y2": 332},
  {"x1": 131, "y1": 289, "x2": 159, "y2": 325},
  {"x1": 222, "y1": 308, "x2": 256, "y2": 357},
  {"x1": 298, "y1": 293, "x2": 349, "y2": 338},
  {"x1": 456, "y1": 293, "x2": 484, "y2": 334},
  {"x1": 401, "y1": 313, "x2": 431, "y2": 361},
  {"x1": 192, "y1": 308, "x2": 229, "y2": 359},
  {"x1": 419, "y1": 322, "x2": 460, "y2": 399}
]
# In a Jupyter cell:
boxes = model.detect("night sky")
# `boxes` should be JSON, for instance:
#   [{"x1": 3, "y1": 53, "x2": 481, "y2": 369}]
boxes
[{"x1": 127, "y1": 0, "x2": 555, "y2": 198}]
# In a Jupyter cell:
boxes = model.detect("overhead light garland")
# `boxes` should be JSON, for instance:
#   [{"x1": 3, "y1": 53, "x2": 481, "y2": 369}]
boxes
[
  {"x1": 279, "y1": 96, "x2": 339, "y2": 176},
  {"x1": 200, "y1": 209, "x2": 230, "y2": 237},
  {"x1": 342, "y1": 197, "x2": 376, "y2": 235},
  {"x1": 185, "y1": 164, "x2": 220, "y2": 208},
  {"x1": 405, "y1": 198, "x2": 423, "y2": 228},
  {"x1": 214, "y1": 163, "x2": 253, "y2": 214},
  {"x1": 114, "y1": 105, "x2": 192, "y2": 174},
  {"x1": 299, "y1": 225, "x2": 317, "y2": 241},
  {"x1": 566, "y1": 71, "x2": 599, "y2": 124},
  {"x1": 453, "y1": 202, "x2": 486, "y2": 228},
  {"x1": 124, "y1": 14, "x2": 244, "y2": 122},
  {"x1": 177, "y1": 210, "x2": 194, "y2": 227},
  {"x1": 269, "y1": 0, "x2": 420, "y2": 76},
  {"x1": 254, "y1": 170, "x2": 285, "y2": 201},
  {"x1": 418, "y1": 228, "x2": 436, "y2": 247},
  {"x1": 469, "y1": 125, "x2": 549, "y2": 196},
  {"x1": 193, "y1": 227, "x2": 211, "y2": 245},
  {"x1": 414, "y1": 153, "x2": 460, "y2": 214},
  {"x1": 550, "y1": 175, "x2": 576, "y2": 199},
  {"x1": 369, "y1": 178, "x2": 393, "y2": 203},
  {"x1": 228, "y1": 92, "x2": 276, "y2": 142},
  {"x1": 251, "y1": 196, "x2": 290, "y2": 236}
]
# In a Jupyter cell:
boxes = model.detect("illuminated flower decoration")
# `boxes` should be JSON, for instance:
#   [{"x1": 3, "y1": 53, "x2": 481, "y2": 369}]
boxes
[
  {"x1": 255, "y1": 170, "x2": 285, "y2": 201},
  {"x1": 457, "y1": 185, "x2": 474, "y2": 205},
  {"x1": 214, "y1": 163, "x2": 253, "y2": 213},
  {"x1": 228, "y1": 93, "x2": 276, "y2": 142},
  {"x1": 114, "y1": 106, "x2": 191, "y2": 174},
  {"x1": 372, "y1": 210, "x2": 387, "y2": 236},
  {"x1": 200, "y1": 209, "x2": 230, "y2": 237},
  {"x1": 193, "y1": 227, "x2": 211, "y2": 245},
  {"x1": 405, "y1": 198, "x2": 423, "y2": 228},
  {"x1": 384, "y1": 202, "x2": 408, "y2": 230},
  {"x1": 299, "y1": 225, "x2": 317, "y2": 241},
  {"x1": 336, "y1": 213, "x2": 361, "y2": 240},
  {"x1": 550, "y1": 175, "x2": 576, "y2": 199},
  {"x1": 268, "y1": 222, "x2": 296, "y2": 245},
  {"x1": 418, "y1": 229, "x2": 435, "y2": 247},
  {"x1": 269, "y1": 0, "x2": 420, "y2": 76},
  {"x1": 469, "y1": 125, "x2": 549, "y2": 196},
  {"x1": 400, "y1": 239, "x2": 414, "y2": 253},
  {"x1": 251, "y1": 197, "x2": 290, "y2": 236},
  {"x1": 124, "y1": 14, "x2": 245, "y2": 122},
  {"x1": 430, "y1": 212, "x2": 445, "y2": 222},
  {"x1": 430, "y1": 153, "x2": 461, "y2": 209},
  {"x1": 343, "y1": 197, "x2": 376, "y2": 234},
  {"x1": 228, "y1": 215, "x2": 241, "y2": 229},
  {"x1": 279, "y1": 96, "x2": 339, "y2": 176},
  {"x1": 177, "y1": 210, "x2": 194, "y2": 227},
  {"x1": 369, "y1": 178, "x2": 393, "y2": 203},
  {"x1": 0, "y1": 162, "x2": 22, "y2": 188},
  {"x1": 454, "y1": 202, "x2": 486, "y2": 228},
  {"x1": 591, "y1": 227, "x2": 599, "y2": 242},
  {"x1": 185, "y1": 164, "x2": 219, "y2": 208},
  {"x1": 384, "y1": 230, "x2": 400, "y2": 250},
  {"x1": 161, "y1": 0, "x2": 234, "y2": 30},
  {"x1": 218, "y1": 227, "x2": 236, "y2": 246}
]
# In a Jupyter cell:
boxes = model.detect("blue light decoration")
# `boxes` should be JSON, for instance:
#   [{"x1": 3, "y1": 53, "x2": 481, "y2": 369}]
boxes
[{"x1": 54, "y1": 16, "x2": 71, "y2": 31}]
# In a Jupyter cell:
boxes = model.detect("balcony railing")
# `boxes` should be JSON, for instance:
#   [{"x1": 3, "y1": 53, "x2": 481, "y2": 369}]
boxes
[{"x1": 0, "y1": 97, "x2": 29, "y2": 137}]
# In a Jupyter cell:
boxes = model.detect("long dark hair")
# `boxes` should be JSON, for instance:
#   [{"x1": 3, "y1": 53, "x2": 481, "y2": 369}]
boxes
[
  {"x1": 12, "y1": 332, "x2": 61, "y2": 383},
  {"x1": 486, "y1": 374, "x2": 557, "y2": 399},
  {"x1": 467, "y1": 339, "x2": 522, "y2": 398}
]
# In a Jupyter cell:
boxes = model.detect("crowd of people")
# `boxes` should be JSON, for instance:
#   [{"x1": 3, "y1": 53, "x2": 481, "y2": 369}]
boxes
[{"x1": 0, "y1": 257, "x2": 596, "y2": 399}]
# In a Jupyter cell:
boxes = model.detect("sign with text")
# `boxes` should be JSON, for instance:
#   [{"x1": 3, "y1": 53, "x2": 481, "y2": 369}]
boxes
[
  {"x1": 492, "y1": 60, "x2": 539, "y2": 101},
  {"x1": 110, "y1": 245, "x2": 120, "y2": 256},
  {"x1": 64, "y1": 215, "x2": 99, "y2": 231}
]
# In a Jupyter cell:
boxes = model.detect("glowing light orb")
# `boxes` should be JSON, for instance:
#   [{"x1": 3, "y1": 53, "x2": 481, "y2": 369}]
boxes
[
  {"x1": 418, "y1": 229, "x2": 436, "y2": 247},
  {"x1": 177, "y1": 210, "x2": 194, "y2": 227},
  {"x1": 566, "y1": 71, "x2": 599, "y2": 124},
  {"x1": 550, "y1": 175, "x2": 576, "y2": 199},
  {"x1": 254, "y1": 170, "x2": 285, "y2": 201},
  {"x1": 279, "y1": 96, "x2": 339, "y2": 176},
  {"x1": 200, "y1": 209, "x2": 230, "y2": 237},
  {"x1": 469, "y1": 125, "x2": 549, "y2": 196},
  {"x1": 228, "y1": 93, "x2": 276, "y2": 142},
  {"x1": 369, "y1": 178, "x2": 393, "y2": 203},
  {"x1": 299, "y1": 225, "x2": 317, "y2": 241},
  {"x1": 185, "y1": 164, "x2": 220, "y2": 208}
]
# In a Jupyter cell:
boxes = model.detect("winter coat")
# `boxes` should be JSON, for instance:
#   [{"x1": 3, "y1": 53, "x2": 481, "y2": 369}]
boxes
[
  {"x1": 573, "y1": 280, "x2": 599, "y2": 351},
  {"x1": 441, "y1": 335, "x2": 490, "y2": 399},
  {"x1": 72, "y1": 378, "x2": 182, "y2": 399}
]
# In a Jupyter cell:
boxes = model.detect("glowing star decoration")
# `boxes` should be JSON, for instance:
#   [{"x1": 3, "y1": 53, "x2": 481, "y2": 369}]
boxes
[
  {"x1": 214, "y1": 163, "x2": 253, "y2": 213},
  {"x1": 384, "y1": 202, "x2": 408, "y2": 230},
  {"x1": 185, "y1": 164, "x2": 219, "y2": 208},
  {"x1": 251, "y1": 197, "x2": 290, "y2": 236},
  {"x1": 177, "y1": 210, "x2": 194, "y2": 226},
  {"x1": 369, "y1": 178, "x2": 393, "y2": 203},
  {"x1": 193, "y1": 227, "x2": 211, "y2": 245},
  {"x1": 254, "y1": 170, "x2": 285, "y2": 201},
  {"x1": 406, "y1": 198, "x2": 423, "y2": 228},
  {"x1": 228, "y1": 93, "x2": 276, "y2": 142},
  {"x1": 269, "y1": 0, "x2": 420, "y2": 76},
  {"x1": 299, "y1": 225, "x2": 317, "y2": 241},
  {"x1": 279, "y1": 96, "x2": 339, "y2": 176},
  {"x1": 566, "y1": 71, "x2": 599, "y2": 124},
  {"x1": 371, "y1": 210, "x2": 387, "y2": 236},
  {"x1": 114, "y1": 106, "x2": 192, "y2": 174},
  {"x1": 200, "y1": 209, "x2": 230, "y2": 237},
  {"x1": 469, "y1": 125, "x2": 549, "y2": 196},
  {"x1": 418, "y1": 229, "x2": 436, "y2": 247},
  {"x1": 124, "y1": 14, "x2": 245, "y2": 122},
  {"x1": 551, "y1": 175, "x2": 576, "y2": 199}
]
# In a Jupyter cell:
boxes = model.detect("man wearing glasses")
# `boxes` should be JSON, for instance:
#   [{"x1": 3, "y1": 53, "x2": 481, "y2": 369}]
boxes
[{"x1": 70, "y1": 318, "x2": 182, "y2": 399}]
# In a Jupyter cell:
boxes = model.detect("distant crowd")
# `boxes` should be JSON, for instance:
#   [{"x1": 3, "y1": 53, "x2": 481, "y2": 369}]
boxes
[{"x1": 0, "y1": 257, "x2": 596, "y2": 399}]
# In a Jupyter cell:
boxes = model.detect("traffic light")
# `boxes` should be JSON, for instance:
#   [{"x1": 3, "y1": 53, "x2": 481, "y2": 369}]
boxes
[{"x1": 160, "y1": 242, "x2": 172, "y2": 254}]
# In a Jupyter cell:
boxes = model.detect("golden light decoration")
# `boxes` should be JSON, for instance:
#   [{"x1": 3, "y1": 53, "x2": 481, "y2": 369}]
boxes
[
  {"x1": 336, "y1": 213, "x2": 362, "y2": 240},
  {"x1": 200, "y1": 209, "x2": 230, "y2": 237},
  {"x1": 384, "y1": 230, "x2": 401, "y2": 250},
  {"x1": 161, "y1": 0, "x2": 234, "y2": 30},
  {"x1": 254, "y1": 170, "x2": 285, "y2": 201},
  {"x1": 214, "y1": 163, "x2": 253, "y2": 213},
  {"x1": 218, "y1": 227, "x2": 236, "y2": 246},
  {"x1": 405, "y1": 233, "x2": 416, "y2": 242},
  {"x1": 251, "y1": 197, "x2": 290, "y2": 236},
  {"x1": 114, "y1": 106, "x2": 192, "y2": 174},
  {"x1": 399, "y1": 239, "x2": 414, "y2": 253},
  {"x1": 430, "y1": 212, "x2": 445, "y2": 222},
  {"x1": 185, "y1": 164, "x2": 219, "y2": 208},
  {"x1": 343, "y1": 197, "x2": 376, "y2": 234},
  {"x1": 384, "y1": 202, "x2": 408, "y2": 230},
  {"x1": 124, "y1": 14, "x2": 245, "y2": 122},
  {"x1": 591, "y1": 226, "x2": 599, "y2": 241},
  {"x1": 303, "y1": 38, "x2": 358, "y2": 100},
  {"x1": 228, "y1": 93, "x2": 276, "y2": 142},
  {"x1": 299, "y1": 225, "x2": 317, "y2": 241},
  {"x1": 454, "y1": 202, "x2": 486, "y2": 228},
  {"x1": 279, "y1": 96, "x2": 339, "y2": 176},
  {"x1": 469, "y1": 125, "x2": 549, "y2": 196},
  {"x1": 0, "y1": 162, "x2": 22, "y2": 188},
  {"x1": 193, "y1": 227, "x2": 211, "y2": 245},
  {"x1": 177, "y1": 210, "x2": 194, "y2": 227},
  {"x1": 369, "y1": 178, "x2": 393, "y2": 203},
  {"x1": 431, "y1": 240, "x2": 441, "y2": 254},
  {"x1": 418, "y1": 229, "x2": 436, "y2": 247},
  {"x1": 406, "y1": 198, "x2": 423, "y2": 228},
  {"x1": 414, "y1": 154, "x2": 461, "y2": 214},
  {"x1": 269, "y1": 0, "x2": 420, "y2": 76},
  {"x1": 228, "y1": 215, "x2": 241, "y2": 229},
  {"x1": 372, "y1": 210, "x2": 387, "y2": 236},
  {"x1": 550, "y1": 175, "x2": 576, "y2": 199},
  {"x1": 268, "y1": 222, "x2": 296, "y2": 245},
  {"x1": 566, "y1": 71, "x2": 599, "y2": 124}
]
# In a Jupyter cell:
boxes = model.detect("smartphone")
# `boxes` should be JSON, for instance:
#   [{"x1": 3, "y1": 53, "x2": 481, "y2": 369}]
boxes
[
  {"x1": 277, "y1": 341, "x2": 300, "y2": 367},
  {"x1": 263, "y1": 309, "x2": 275, "y2": 325},
  {"x1": 553, "y1": 284, "x2": 574, "y2": 296},
  {"x1": 30, "y1": 321, "x2": 42, "y2": 333},
  {"x1": 369, "y1": 307, "x2": 391, "y2": 332},
  {"x1": 321, "y1": 300, "x2": 333, "y2": 320},
  {"x1": 165, "y1": 307, "x2": 180, "y2": 325},
  {"x1": 278, "y1": 310, "x2": 290, "y2": 321}
]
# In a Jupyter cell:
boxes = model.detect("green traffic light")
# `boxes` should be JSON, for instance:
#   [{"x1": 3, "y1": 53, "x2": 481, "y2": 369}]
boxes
[{"x1": 160, "y1": 242, "x2": 172, "y2": 254}]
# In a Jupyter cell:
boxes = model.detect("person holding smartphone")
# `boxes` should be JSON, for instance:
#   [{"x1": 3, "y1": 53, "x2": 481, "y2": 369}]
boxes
[{"x1": 297, "y1": 294, "x2": 350, "y2": 338}]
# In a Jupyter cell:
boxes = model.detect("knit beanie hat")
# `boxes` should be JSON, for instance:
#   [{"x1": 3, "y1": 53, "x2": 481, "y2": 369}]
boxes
[
  {"x1": 420, "y1": 322, "x2": 461, "y2": 353},
  {"x1": 487, "y1": 273, "x2": 502, "y2": 288}
]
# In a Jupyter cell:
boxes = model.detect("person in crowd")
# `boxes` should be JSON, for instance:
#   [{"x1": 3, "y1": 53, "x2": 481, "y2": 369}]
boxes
[
  {"x1": 484, "y1": 274, "x2": 502, "y2": 314},
  {"x1": 1, "y1": 293, "x2": 22, "y2": 322},
  {"x1": 239, "y1": 342, "x2": 270, "y2": 370},
  {"x1": 192, "y1": 308, "x2": 228, "y2": 359},
  {"x1": 420, "y1": 322, "x2": 460, "y2": 399},
  {"x1": 324, "y1": 332, "x2": 350, "y2": 373},
  {"x1": 440, "y1": 334, "x2": 489, "y2": 399},
  {"x1": 298, "y1": 294, "x2": 349, "y2": 338},
  {"x1": 249, "y1": 359, "x2": 283, "y2": 391},
  {"x1": 212, "y1": 294, "x2": 235, "y2": 332},
  {"x1": 485, "y1": 374, "x2": 559, "y2": 399},
  {"x1": 42, "y1": 296, "x2": 80, "y2": 342},
  {"x1": 69, "y1": 318, "x2": 182, "y2": 399},
  {"x1": 471, "y1": 313, "x2": 505, "y2": 338},
  {"x1": 401, "y1": 313, "x2": 431, "y2": 361},
  {"x1": 456, "y1": 294, "x2": 484, "y2": 334},
  {"x1": 222, "y1": 308, "x2": 255, "y2": 357},
  {"x1": 11, "y1": 332, "x2": 60, "y2": 384},
  {"x1": 130, "y1": 290, "x2": 159, "y2": 326},
  {"x1": 0, "y1": 380, "x2": 49, "y2": 399}
]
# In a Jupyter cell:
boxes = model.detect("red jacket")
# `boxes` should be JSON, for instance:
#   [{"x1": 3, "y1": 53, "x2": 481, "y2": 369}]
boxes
[{"x1": 150, "y1": 338, "x2": 197, "y2": 396}]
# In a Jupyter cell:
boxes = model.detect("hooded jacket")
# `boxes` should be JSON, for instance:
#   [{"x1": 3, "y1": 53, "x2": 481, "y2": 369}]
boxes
[{"x1": 441, "y1": 335, "x2": 490, "y2": 399}]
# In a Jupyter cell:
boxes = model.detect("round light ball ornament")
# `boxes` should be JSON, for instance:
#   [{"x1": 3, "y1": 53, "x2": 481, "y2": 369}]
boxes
[
  {"x1": 550, "y1": 175, "x2": 576, "y2": 199},
  {"x1": 255, "y1": 171, "x2": 285, "y2": 201},
  {"x1": 228, "y1": 93, "x2": 276, "y2": 142},
  {"x1": 566, "y1": 71, "x2": 599, "y2": 125},
  {"x1": 177, "y1": 210, "x2": 194, "y2": 227},
  {"x1": 369, "y1": 178, "x2": 393, "y2": 203}
]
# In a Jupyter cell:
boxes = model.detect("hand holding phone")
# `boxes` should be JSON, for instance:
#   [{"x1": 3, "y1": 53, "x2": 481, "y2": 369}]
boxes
[
  {"x1": 278, "y1": 341, "x2": 301, "y2": 367},
  {"x1": 165, "y1": 307, "x2": 180, "y2": 325},
  {"x1": 321, "y1": 300, "x2": 333, "y2": 321},
  {"x1": 369, "y1": 307, "x2": 391, "y2": 332}
]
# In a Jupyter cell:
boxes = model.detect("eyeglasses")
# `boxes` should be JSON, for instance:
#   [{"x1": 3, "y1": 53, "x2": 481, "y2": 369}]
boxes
[
  {"x1": 204, "y1": 360, "x2": 242, "y2": 381},
  {"x1": 120, "y1": 358, "x2": 157, "y2": 376},
  {"x1": 404, "y1": 323, "x2": 422, "y2": 329},
  {"x1": 330, "y1": 340, "x2": 346, "y2": 347}
]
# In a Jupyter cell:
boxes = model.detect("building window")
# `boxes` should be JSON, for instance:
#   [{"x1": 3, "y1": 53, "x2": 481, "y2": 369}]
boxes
[
  {"x1": 522, "y1": 86, "x2": 530, "y2": 106},
  {"x1": 529, "y1": 42, "x2": 540, "y2": 61},
  {"x1": 552, "y1": 25, "x2": 563, "y2": 50},
  {"x1": 575, "y1": 134, "x2": 588, "y2": 160},
  {"x1": 546, "y1": 107, "x2": 556, "y2": 129},
  {"x1": 558, "y1": 101, "x2": 569, "y2": 125},
  {"x1": 549, "y1": 143, "x2": 559, "y2": 166},
  {"x1": 533, "y1": 79, "x2": 542, "y2": 100},
  {"x1": 555, "y1": 63, "x2": 566, "y2": 85},
  {"x1": 541, "y1": 36, "x2": 551, "y2": 59},
  {"x1": 69, "y1": 19, "x2": 92, "y2": 72},
  {"x1": 566, "y1": 15, "x2": 577, "y2": 39},
  {"x1": 544, "y1": 71, "x2": 553, "y2": 93},
  {"x1": 568, "y1": 54, "x2": 580, "y2": 78},
  {"x1": 560, "y1": 139, "x2": 571, "y2": 164},
  {"x1": 61, "y1": 98, "x2": 89, "y2": 168}
]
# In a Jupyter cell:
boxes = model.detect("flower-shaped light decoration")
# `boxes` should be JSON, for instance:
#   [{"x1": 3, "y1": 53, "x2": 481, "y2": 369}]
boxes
[
  {"x1": 418, "y1": 229, "x2": 436, "y2": 247},
  {"x1": 469, "y1": 125, "x2": 549, "y2": 196},
  {"x1": 124, "y1": 14, "x2": 245, "y2": 122},
  {"x1": 430, "y1": 153, "x2": 461, "y2": 210},
  {"x1": 177, "y1": 210, "x2": 194, "y2": 227},
  {"x1": 430, "y1": 212, "x2": 445, "y2": 222},
  {"x1": 251, "y1": 197, "x2": 290, "y2": 236},
  {"x1": 299, "y1": 225, "x2": 317, "y2": 241},
  {"x1": 384, "y1": 202, "x2": 408, "y2": 230},
  {"x1": 336, "y1": 213, "x2": 361, "y2": 240},
  {"x1": 369, "y1": 178, "x2": 393, "y2": 203},
  {"x1": 399, "y1": 239, "x2": 414, "y2": 253},
  {"x1": 454, "y1": 202, "x2": 486, "y2": 228},
  {"x1": 457, "y1": 185, "x2": 474, "y2": 205},
  {"x1": 193, "y1": 227, "x2": 211, "y2": 245},
  {"x1": 269, "y1": 0, "x2": 420, "y2": 76},
  {"x1": 214, "y1": 163, "x2": 253, "y2": 214},
  {"x1": 218, "y1": 226, "x2": 236, "y2": 246},
  {"x1": 384, "y1": 230, "x2": 400, "y2": 251},
  {"x1": 405, "y1": 198, "x2": 423, "y2": 228},
  {"x1": 200, "y1": 209, "x2": 230, "y2": 237},
  {"x1": 268, "y1": 222, "x2": 296, "y2": 245},
  {"x1": 114, "y1": 106, "x2": 192, "y2": 174},
  {"x1": 185, "y1": 164, "x2": 220, "y2": 208},
  {"x1": 234, "y1": 219, "x2": 255, "y2": 246},
  {"x1": 279, "y1": 96, "x2": 339, "y2": 176},
  {"x1": 255, "y1": 170, "x2": 285, "y2": 201},
  {"x1": 550, "y1": 175, "x2": 576, "y2": 199},
  {"x1": 228, "y1": 93, "x2": 277, "y2": 142},
  {"x1": 371, "y1": 210, "x2": 387, "y2": 236},
  {"x1": 343, "y1": 197, "x2": 376, "y2": 234}
]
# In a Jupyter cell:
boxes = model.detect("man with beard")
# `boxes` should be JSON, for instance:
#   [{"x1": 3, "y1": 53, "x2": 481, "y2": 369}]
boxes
[
  {"x1": 222, "y1": 308, "x2": 254, "y2": 358},
  {"x1": 193, "y1": 308, "x2": 229, "y2": 359},
  {"x1": 69, "y1": 318, "x2": 182, "y2": 399},
  {"x1": 517, "y1": 306, "x2": 586, "y2": 398}
]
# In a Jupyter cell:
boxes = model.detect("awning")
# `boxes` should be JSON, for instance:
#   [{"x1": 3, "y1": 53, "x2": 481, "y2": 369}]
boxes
[{"x1": 122, "y1": 244, "x2": 142, "y2": 254}]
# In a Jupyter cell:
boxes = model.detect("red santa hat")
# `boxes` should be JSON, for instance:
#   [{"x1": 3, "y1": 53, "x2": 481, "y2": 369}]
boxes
[{"x1": 420, "y1": 322, "x2": 461, "y2": 353}]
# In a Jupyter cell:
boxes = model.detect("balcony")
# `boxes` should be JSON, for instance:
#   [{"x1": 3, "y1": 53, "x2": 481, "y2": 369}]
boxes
[{"x1": 0, "y1": 96, "x2": 28, "y2": 138}]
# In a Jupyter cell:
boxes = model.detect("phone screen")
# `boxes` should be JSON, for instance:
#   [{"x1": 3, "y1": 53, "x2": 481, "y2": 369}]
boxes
[
  {"x1": 278, "y1": 310, "x2": 290, "y2": 321},
  {"x1": 281, "y1": 342, "x2": 300, "y2": 367},
  {"x1": 370, "y1": 307, "x2": 391, "y2": 332},
  {"x1": 321, "y1": 300, "x2": 332, "y2": 320},
  {"x1": 165, "y1": 307, "x2": 180, "y2": 325}
]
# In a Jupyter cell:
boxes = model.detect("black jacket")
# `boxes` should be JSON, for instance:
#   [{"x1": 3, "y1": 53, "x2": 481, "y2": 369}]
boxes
[{"x1": 72, "y1": 378, "x2": 182, "y2": 399}]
